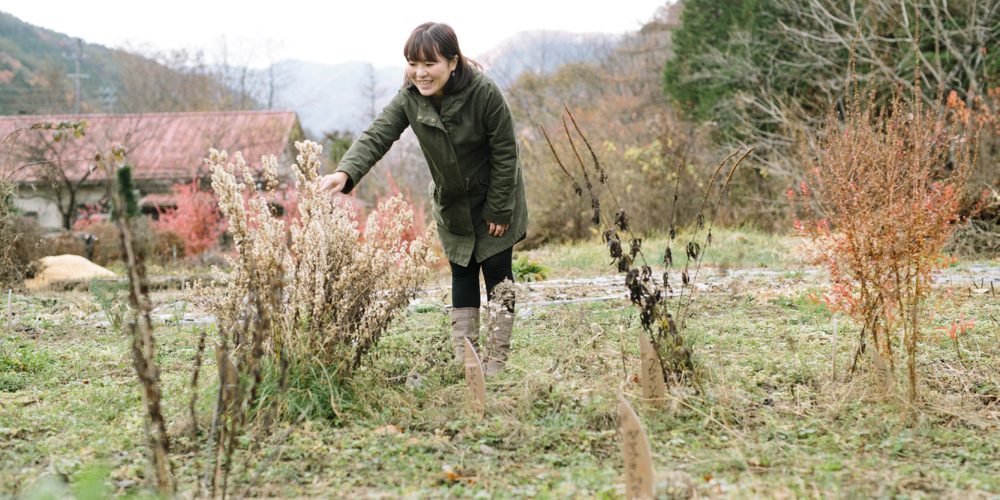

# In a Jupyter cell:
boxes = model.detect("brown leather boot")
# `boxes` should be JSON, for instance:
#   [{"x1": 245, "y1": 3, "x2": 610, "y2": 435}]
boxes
[
  {"x1": 450, "y1": 307, "x2": 480, "y2": 365},
  {"x1": 484, "y1": 308, "x2": 514, "y2": 376}
]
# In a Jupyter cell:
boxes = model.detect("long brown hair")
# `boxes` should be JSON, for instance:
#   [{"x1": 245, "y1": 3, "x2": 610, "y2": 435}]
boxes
[{"x1": 403, "y1": 22, "x2": 480, "y2": 94}]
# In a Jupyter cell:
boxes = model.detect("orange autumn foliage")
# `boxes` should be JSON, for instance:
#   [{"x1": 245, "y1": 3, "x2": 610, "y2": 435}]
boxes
[{"x1": 792, "y1": 85, "x2": 976, "y2": 404}]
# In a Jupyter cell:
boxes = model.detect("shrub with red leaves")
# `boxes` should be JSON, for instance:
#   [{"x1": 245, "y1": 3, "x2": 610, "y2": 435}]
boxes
[
  {"x1": 356, "y1": 170, "x2": 429, "y2": 247},
  {"x1": 154, "y1": 180, "x2": 226, "y2": 256},
  {"x1": 792, "y1": 86, "x2": 976, "y2": 404}
]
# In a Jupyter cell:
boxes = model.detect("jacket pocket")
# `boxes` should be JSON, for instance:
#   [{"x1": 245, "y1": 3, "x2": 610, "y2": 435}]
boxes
[{"x1": 464, "y1": 164, "x2": 491, "y2": 209}]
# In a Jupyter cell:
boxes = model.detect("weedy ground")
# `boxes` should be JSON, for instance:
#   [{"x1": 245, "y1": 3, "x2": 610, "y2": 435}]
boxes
[{"x1": 1, "y1": 228, "x2": 997, "y2": 498}]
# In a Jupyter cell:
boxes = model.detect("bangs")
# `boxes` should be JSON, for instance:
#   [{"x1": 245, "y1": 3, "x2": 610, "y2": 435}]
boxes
[{"x1": 403, "y1": 32, "x2": 440, "y2": 62}]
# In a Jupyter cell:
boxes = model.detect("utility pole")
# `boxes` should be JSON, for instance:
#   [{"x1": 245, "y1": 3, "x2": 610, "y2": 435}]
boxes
[
  {"x1": 65, "y1": 38, "x2": 89, "y2": 113},
  {"x1": 267, "y1": 63, "x2": 275, "y2": 110}
]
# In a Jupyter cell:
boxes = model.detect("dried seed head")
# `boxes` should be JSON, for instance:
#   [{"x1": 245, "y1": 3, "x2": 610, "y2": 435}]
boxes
[
  {"x1": 640, "y1": 265, "x2": 652, "y2": 282},
  {"x1": 489, "y1": 279, "x2": 518, "y2": 313},
  {"x1": 629, "y1": 238, "x2": 642, "y2": 259},
  {"x1": 625, "y1": 268, "x2": 643, "y2": 304},
  {"x1": 261, "y1": 154, "x2": 280, "y2": 192},
  {"x1": 604, "y1": 230, "x2": 623, "y2": 259},
  {"x1": 615, "y1": 209, "x2": 629, "y2": 231},
  {"x1": 618, "y1": 255, "x2": 632, "y2": 273},
  {"x1": 686, "y1": 241, "x2": 701, "y2": 260}
]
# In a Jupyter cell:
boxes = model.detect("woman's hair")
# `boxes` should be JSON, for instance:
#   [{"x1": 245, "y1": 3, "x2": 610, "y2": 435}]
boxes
[{"x1": 403, "y1": 22, "x2": 481, "y2": 94}]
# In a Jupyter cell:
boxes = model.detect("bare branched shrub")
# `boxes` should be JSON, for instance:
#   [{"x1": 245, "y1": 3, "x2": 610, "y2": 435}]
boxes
[
  {"x1": 509, "y1": 15, "x2": 721, "y2": 246},
  {"x1": 543, "y1": 107, "x2": 749, "y2": 388},
  {"x1": 0, "y1": 151, "x2": 20, "y2": 285},
  {"x1": 945, "y1": 87, "x2": 1000, "y2": 256},
  {"x1": 791, "y1": 84, "x2": 976, "y2": 406},
  {"x1": 1, "y1": 123, "x2": 81, "y2": 286}
]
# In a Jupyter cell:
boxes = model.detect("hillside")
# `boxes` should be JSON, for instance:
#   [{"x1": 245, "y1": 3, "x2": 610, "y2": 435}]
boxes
[
  {"x1": 0, "y1": 11, "x2": 244, "y2": 116},
  {"x1": 0, "y1": 11, "x2": 117, "y2": 114},
  {"x1": 477, "y1": 30, "x2": 620, "y2": 88}
]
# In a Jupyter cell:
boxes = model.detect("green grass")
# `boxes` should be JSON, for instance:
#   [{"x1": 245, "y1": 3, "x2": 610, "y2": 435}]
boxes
[
  {"x1": 1, "y1": 234, "x2": 998, "y2": 497},
  {"x1": 520, "y1": 225, "x2": 802, "y2": 278}
]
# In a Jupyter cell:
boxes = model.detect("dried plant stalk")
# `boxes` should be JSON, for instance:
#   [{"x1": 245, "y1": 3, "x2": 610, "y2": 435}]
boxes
[
  {"x1": 101, "y1": 149, "x2": 174, "y2": 495},
  {"x1": 542, "y1": 109, "x2": 747, "y2": 389},
  {"x1": 189, "y1": 328, "x2": 208, "y2": 442}
]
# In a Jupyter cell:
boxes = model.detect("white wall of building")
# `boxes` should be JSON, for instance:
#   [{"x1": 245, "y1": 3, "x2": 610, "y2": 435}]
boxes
[{"x1": 13, "y1": 185, "x2": 107, "y2": 230}]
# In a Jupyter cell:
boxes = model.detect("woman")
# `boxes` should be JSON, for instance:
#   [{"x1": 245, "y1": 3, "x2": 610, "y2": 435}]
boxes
[{"x1": 319, "y1": 22, "x2": 528, "y2": 376}]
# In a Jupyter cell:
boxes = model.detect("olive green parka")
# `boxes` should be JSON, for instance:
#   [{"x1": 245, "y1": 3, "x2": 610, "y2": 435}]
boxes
[{"x1": 336, "y1": 69, "x2": 528, "y2": 266}]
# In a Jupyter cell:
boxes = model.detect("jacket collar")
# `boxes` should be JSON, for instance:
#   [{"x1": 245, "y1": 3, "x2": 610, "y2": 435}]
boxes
[
  {"x1": 408, "y1": 70, "x2": 482, "y2": 124},
  {"x1": 440, "y1": 70, "x2": 480, "y2": 119}
]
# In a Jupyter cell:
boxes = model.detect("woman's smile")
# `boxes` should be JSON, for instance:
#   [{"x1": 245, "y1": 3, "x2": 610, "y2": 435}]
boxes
[{"x1": 406, "y1": 56, "x2": 457, "y2": 98}]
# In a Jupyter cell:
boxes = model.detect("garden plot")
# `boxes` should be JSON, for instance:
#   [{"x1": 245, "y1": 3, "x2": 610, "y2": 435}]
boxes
[{"x1": 2, "y1": 257, "x2": 997, "y2": 497}]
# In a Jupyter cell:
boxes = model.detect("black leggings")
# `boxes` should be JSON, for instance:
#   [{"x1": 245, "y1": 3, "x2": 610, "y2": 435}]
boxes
[{"x1": 450, "y1": 247, "x2": 514, "y2": 310}]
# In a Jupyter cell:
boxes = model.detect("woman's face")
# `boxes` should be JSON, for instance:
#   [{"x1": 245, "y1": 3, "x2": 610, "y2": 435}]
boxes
[{"x1": 406, "y1": 52, "x2": 458, "y2": 98}]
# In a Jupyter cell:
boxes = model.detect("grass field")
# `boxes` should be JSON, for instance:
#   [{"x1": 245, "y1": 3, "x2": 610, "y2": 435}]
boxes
[{"x1": 1, "y1": 229, "x2": 998, "y2": 498}]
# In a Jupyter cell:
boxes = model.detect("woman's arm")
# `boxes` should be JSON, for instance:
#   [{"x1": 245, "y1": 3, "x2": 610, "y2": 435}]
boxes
[{"x1": 321, "y1": 90, "x2": 409, "y2": 194}]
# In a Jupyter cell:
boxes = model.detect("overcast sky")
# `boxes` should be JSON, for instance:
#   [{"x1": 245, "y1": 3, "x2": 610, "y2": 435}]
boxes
[{"x1": 1, "y1": 0, "x2": 668, "y2": 67}]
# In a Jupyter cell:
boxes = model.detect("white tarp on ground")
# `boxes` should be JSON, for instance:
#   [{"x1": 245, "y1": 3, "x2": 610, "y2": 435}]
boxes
[{"x1": 24, "y1": 255, "x2": 117, "y2": 291}]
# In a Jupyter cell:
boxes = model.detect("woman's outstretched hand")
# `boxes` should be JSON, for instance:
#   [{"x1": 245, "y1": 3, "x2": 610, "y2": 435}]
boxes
[
  {"x1": 487, "y1": 221, "x2": 509, "y2": 237},
  {"x1": 319, "y1": 171, "x2": 349, "y2": 194}
]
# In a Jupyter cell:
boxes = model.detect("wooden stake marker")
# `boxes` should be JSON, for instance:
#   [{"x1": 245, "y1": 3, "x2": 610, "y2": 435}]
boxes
[
  {"x1": 618, "y1": 393, "x2": 655, "y2": 499},
  {"x1": 463, "y1": 338, "x2": 486, "y2": 416},
  {"x1": 871, "y1": 346, "x2": 896, "y2": 393},
  {"x1": 638, "y1": 334, "x2": 667, "y2": 406}
]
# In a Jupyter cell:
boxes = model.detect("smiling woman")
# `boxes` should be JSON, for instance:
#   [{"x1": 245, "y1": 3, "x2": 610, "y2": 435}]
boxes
[
  {"x1": 403, "y1": 24, "x2": 461, "y2": 100},
  {"x1": 317, "y1": 22, "x2": 528, "y2": 378}
]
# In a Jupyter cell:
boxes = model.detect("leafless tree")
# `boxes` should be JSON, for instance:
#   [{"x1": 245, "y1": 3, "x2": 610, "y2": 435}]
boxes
[
  {"x1": 113, "y1": 46, "x2": 234, "y2": 113},
  {"x1": 360, "y1": 62, "x2": 387, "y2": 123},
  {"x1": 211, "y1": 36, "x2": 287, "y2": 111},
  {"x1": 716, "y1": 0, "x2": 1000, "y2": 176},
  {"x1": 17, "y1": 128, "x2": 98, "y2": 230}
]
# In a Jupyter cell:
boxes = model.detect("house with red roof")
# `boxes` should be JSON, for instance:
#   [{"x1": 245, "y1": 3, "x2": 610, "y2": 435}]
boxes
[{"x1": 2, "y1": 110, "x2": 304, "y2": 229}]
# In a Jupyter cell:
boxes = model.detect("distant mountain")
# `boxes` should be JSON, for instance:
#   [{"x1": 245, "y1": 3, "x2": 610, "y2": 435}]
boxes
[
  {"x1": 254, "y1": 60, "x2": 404, "y2": 137},
  {"x1": 477, "y1": 30, "x2": 621, "y2": 88},
  {"x1": 259, "y1": 30, "x2": 621, "y2": 135},
  {"x1": 1, "y1": 11, "x2": 636, "y2": 135}
]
